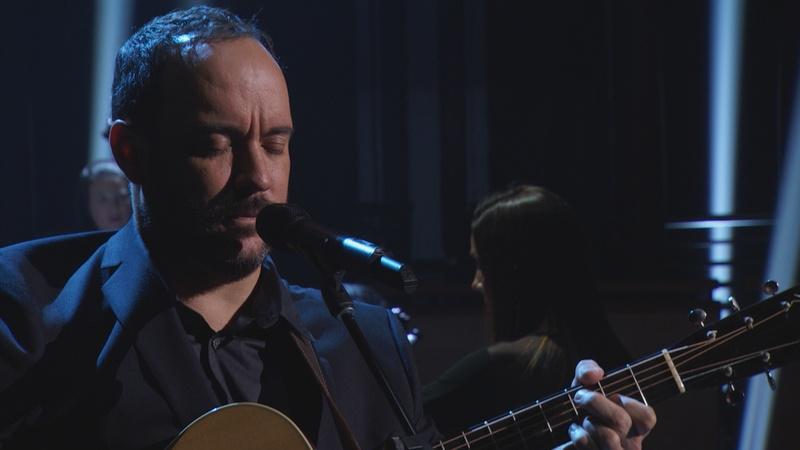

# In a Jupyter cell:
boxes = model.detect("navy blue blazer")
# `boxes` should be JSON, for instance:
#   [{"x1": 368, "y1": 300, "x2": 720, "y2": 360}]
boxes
[{"x1": 0, "y1": 222, "x2": 437, "y2": 449}]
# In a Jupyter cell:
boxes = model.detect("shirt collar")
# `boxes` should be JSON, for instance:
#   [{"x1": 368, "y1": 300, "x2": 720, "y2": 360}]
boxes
[
  {"x1": 262, "y1": 257, "x2": 316, "y2": 342},
  {"x1": 174, "y1": 257, "x2": 313, "y2": 341}
]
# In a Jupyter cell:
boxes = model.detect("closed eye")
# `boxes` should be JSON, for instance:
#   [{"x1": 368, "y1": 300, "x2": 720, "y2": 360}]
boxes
[{"x1": 261, "y1": 127, "x2": 293, "y2": 155}]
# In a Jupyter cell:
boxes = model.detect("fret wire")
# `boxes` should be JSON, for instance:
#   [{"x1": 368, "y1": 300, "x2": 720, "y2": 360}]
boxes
[
  {"x1": 597, "y1": 380, "x2": 606, "y2": 396},
  {"x1": 472, "y1": 417, "x2": 552, "y2": 450},
  {"x1": 600, "y1": 352, "x2": 669, "y2": 392},
  {"x1": 565, "y1": 388, "x2": 579, "y2": 417},
  {"x1": 480, "y1": 368, "x2": 655, "y2": 447},
  {"x1": 604, "y1": 351, "x2": 664, "y2": 378},
  {"x1": 534, "y1": 379, "x2": 668, "y2": 440},
  {"x1": 601, "y1": 353, "x2": 669, "y2": 396},
  {"x1": 508, "y1": 410, "x2": 530, "y2": 450},
  {"x1": 626, "y1": 364, "x2": 648, "y2": 406},
  {"x1": 462, "y1": 431, "x2": 471, "y2": 449},
  {"x1": 524, "y1": 384, "x2": 647, "y2": 442},
  {"x1": 470, "y1": 375, "x2": 675, "y2": 450},
  {"x1": 537, "y1": 401, "x2": 553, "y2": 434},
  {"x1": 476, "y1": 363, "x2": 690, "y2": 450},
  {"x1": 483, "y1": 421, "x2": 498, "y2": 450},
  {"x1": 447, "y1": 357, "x2": 689, "y2": 450}
]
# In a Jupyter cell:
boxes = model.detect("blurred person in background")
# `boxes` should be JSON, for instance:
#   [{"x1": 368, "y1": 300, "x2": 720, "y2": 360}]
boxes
[
  {"x1": 80, "y1": 159, "x2": 131, "y2": 230},
  {"x1": 424, "y1": 184, "x2": 629, "y2": 435}
]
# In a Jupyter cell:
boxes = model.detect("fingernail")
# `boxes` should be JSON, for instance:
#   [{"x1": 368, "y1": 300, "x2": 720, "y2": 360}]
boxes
[{"x1": 569, "y1": 423, "x2": 579, "y2": 435}]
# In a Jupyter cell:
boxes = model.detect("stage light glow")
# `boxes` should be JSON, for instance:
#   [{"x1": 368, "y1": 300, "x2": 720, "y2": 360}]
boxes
[
  {"x1": 738, "y1": 59, "x2": 800, "y2": 450},
  {"x1": 665, "y1": 218, "x2": 771, "y2": 230},
  {"x1": 708, "y1": 0, "x2": 744, "y2": 304},
  {"x1": 87, "y1": 0, "x2": 133, "y2": 162},
  {"x1": 709, "y1": 0, "x2": 744, "y2": 219}
]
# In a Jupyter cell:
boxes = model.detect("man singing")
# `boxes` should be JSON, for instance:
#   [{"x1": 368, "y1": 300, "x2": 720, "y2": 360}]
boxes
[{"x1": 0, "y1": 6, "x2": 654, "y2": 449}]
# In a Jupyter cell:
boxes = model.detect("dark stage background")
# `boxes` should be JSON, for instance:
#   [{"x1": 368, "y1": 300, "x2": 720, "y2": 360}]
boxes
[{"x1": 2, "y1": 1, "x2": 800, "y2": 449}]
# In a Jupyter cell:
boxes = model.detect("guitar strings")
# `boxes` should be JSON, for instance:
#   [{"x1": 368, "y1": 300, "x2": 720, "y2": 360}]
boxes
[
  {"x1": 436, "y1": 374, "x2": 668, "y2": 450},
  {"x1": 434, "y1": 306, "x2": 793, "y2": 450},
  {"x1": 436, "y1": 349, "x2": 683, "y2": 449},
  {"x1": 437, "y1": 340, "x2": 717, "y2": 450},
  {"x1": 434, "y1": 355, "x2": 671, "y2": 450},
  {"x1": 680, "y1": 339, "x2": 800, "y2": 384}
]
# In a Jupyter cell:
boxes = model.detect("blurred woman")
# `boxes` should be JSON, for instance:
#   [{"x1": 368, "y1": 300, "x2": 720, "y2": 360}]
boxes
[
  {"x1": 423, "y1": 185, "x2": 628, "y2": 435},
  {"x1": 80, "y1": 159, "x2": 131, "y2": 230}
]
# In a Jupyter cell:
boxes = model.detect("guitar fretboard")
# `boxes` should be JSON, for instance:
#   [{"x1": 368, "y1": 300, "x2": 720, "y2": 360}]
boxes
[
  {"x1": 433, "y1": 296, "x2": 800, "y2": 450},
  {"x1": 432, "y1": 348, "x2": 682, "y2": 450}
]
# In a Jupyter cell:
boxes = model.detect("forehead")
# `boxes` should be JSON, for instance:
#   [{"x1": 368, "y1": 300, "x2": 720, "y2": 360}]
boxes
[{"x1": 155, "y1": 37, "x2": 290, "y2": 128}]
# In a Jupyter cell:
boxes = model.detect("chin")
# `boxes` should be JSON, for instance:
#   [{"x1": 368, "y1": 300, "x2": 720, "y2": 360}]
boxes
[
  {"x1": 182, "y1": 230, "x2": 265, "y2": 279},
  {"x1": 238, "y1": 233, "x2": 267, "y2": 256},
  {"x1": 224, "y1": 235, "x2": 268, "y2": 271}
]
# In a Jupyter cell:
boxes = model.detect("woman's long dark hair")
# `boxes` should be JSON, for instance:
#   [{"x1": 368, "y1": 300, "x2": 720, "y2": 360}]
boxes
[{"x1": 471, "y1": 185, "x2": 627, "y2": 369}]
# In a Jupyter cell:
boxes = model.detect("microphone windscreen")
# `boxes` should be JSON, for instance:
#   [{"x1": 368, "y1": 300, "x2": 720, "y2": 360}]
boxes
[{"x1": 256, "y1": 203, "x2": 310, "y2": 250}]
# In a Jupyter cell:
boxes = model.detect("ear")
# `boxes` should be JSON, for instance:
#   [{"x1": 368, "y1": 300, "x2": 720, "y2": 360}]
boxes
[{"x1": 108, "y1": 119, "x2": 145, "y2": 185}]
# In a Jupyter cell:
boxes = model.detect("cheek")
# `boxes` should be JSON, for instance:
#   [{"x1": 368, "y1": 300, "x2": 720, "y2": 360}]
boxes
[
  {"x1": 270, "y1": 156, "x2": 291, "y2": 202},
  {"x1": 180, "y1": 156, "x2": 234, "y2": 200},
  {"x1": 88, "y1": 198, "x2": 106, "y2": 218}
]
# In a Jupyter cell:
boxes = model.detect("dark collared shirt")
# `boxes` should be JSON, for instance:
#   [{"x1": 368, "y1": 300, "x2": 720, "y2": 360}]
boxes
[{"x1": 176, "y1": 266, "x2": 321, "y2": 443}]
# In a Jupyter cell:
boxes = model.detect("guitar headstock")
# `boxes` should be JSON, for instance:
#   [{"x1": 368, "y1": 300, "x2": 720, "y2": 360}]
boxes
[{"x1": 668, "y1": 285, "x2": 800, "y2": 394}]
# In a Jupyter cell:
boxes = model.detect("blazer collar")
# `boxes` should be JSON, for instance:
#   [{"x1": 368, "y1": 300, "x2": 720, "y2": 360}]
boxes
[
  {"x1": 96, "y1": 222, "x2": 320, "y2": 427},
  {"x1": 260, "y1": 259, "x2": 317, "y2": 344},
  {"x1": 100, "y1": 220, "x2": 174, "y2": 327},
  {"x1": 99, "y1": 221, "x2": 218, "y2": 426}
]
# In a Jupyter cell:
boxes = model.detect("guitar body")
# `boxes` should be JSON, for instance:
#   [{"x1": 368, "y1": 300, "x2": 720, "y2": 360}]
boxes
[{"x1": 167, "y1": 403, "x2": 313, "y2": 450}]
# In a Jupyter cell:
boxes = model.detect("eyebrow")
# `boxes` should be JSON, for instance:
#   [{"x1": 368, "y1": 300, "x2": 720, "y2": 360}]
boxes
[
  {"x1": 190, "y1": 124, "x2": 294, "y2": 139},
  {"x1": 262, "y1": 126, "x2": 294, "y2": 138}
]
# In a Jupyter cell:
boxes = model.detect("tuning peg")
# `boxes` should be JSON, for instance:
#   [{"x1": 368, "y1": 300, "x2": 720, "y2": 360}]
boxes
[
  {"x1": 689, "y1": 308, "x2": 707, "y2": 327},
  {"x1": 762, "y1": 352, "x2": 777, "y2": 391},
  {"x1": 727, "y1": 296, "x2": 740, "y2": 312},
  {"x1": 406, "y1": 328, "x2": 421, "y2": 346},
  {"x1": 722, "y1": 382, "x2": 744, "y2": 406},
  {"x1": 764, "y1": 370, "x2": 777, "y2": 391},
  {"x1": 762, "y1": 280, "x2": 779, "y2": 296}
]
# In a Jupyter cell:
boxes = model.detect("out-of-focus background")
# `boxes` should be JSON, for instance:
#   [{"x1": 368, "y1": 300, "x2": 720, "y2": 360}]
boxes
[{"x1": 1, "y1": 1, "x2": 799, "y2": 449}]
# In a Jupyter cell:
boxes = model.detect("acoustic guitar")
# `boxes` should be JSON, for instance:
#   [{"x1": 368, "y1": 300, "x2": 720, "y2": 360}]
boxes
[{"x1": 169, "y1": 285, "x2": 800, "y2": 450}]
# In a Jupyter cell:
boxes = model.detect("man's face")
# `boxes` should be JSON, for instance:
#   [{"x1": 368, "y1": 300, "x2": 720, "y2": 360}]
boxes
[{"x1": 139, "y1": 37, "x2": 292, "y2": 275}]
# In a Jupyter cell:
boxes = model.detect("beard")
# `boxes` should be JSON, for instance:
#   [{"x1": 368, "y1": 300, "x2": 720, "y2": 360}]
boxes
[{"x1": 137, "y1": 180, "x2": 270, "y2": 282}]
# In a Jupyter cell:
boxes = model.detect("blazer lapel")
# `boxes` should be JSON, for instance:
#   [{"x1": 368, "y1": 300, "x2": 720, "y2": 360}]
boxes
[{"x1": 100, "y1": 222, "x2": 218, "y2": 427}]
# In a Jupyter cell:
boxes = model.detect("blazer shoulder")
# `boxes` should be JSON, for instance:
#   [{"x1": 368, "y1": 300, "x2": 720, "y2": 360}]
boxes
[
  {"x1": 286, "y1": 283, "x2": 392, "y2": 334},
  {"x1": 0, "y1": 231, "x2": 113, "y2": 289}
]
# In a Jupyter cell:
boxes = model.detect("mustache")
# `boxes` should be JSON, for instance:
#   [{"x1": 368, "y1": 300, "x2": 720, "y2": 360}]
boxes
[{"x1": 204, "y1": 194, "x2": 271, "y2": 223}]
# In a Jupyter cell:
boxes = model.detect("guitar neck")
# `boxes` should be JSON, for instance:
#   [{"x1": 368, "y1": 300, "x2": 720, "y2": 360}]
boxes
[
  {"x1": 434, "y1": 288, "x2": 800, "y2": 450},
  {"x1": 433, "y1": 349, "x2": 683, "y2": 450}
]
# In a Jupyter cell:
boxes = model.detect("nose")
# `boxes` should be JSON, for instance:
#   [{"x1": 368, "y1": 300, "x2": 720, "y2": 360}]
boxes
[{"x1": 234, "y1": 142, "x2": 272, "y2": 194}]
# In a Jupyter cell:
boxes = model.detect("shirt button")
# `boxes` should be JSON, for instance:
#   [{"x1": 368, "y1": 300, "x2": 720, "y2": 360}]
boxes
[{"x1": 211, "y1": 337, "x2": 222, "y2": 349}]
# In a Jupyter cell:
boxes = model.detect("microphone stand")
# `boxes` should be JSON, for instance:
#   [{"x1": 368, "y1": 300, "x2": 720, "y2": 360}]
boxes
[{"x1": 310, "y1": 255, "x2": 426, "y2": 448}]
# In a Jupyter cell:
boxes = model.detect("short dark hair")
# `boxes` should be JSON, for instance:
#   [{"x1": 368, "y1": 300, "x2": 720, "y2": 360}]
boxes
[{"x1": 111, "y1": 6, "x2": 276, "y2": 127}]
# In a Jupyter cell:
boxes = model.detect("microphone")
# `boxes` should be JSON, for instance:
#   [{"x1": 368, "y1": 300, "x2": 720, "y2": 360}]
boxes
[{"x1": 256, "y1": 203, "x2": 418, "y2": 293}]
